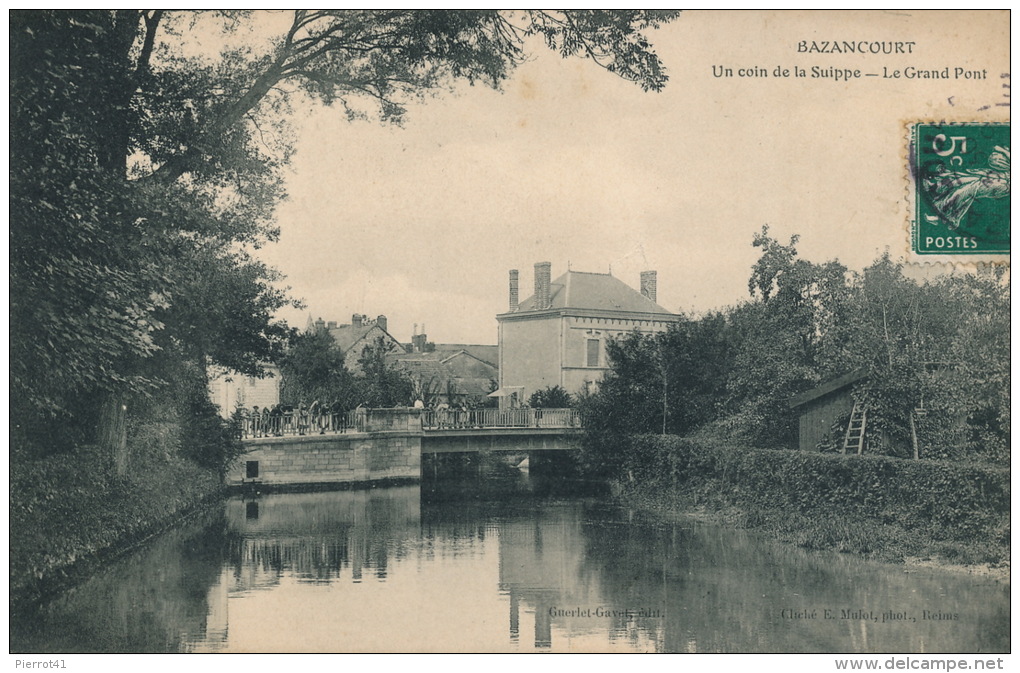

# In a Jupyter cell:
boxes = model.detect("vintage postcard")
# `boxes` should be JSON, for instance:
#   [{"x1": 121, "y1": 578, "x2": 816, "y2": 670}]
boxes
[{"x1": 9, "y1": 10, "x2": 1009, "y2": 664}]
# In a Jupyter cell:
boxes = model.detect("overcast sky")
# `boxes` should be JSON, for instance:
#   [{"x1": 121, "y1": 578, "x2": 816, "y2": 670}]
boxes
[{"x1": 255, "y1": 10, "x2": 1008, "y2": 345}]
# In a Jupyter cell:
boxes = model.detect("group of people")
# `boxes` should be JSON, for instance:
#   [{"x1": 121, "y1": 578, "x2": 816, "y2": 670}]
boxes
[
  {"x1": 236, "y1": 401, "x2": 353, "y2": 438},
  {"x1": 236, "y1": 398, "x2": 537, "y2": 438},
  {"x1": 421, "y1": 401, "x2": 493, "y2": 429}
]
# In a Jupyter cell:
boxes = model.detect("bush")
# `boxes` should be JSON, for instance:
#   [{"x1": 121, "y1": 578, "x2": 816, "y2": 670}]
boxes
[
  {"x1": 529, "y1": 385, "x2": 572, "y2": 409},
  {"x1": 619, "y1": 435, "x2": 1009, "y2": 545},
  {"x1": 179, "y1": 392, "x2": 244, "y2": 476}
]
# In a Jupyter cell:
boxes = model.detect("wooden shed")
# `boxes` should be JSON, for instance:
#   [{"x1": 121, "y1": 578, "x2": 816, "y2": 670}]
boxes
[{"x1": 789, "y1": 370, "x2": 868, "y2": 452}]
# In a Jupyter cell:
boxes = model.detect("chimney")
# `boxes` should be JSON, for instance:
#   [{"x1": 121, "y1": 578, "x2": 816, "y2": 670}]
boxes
[
  {"x1": 352, "y1": 313, "x2": 363, "y2": 328},
  {"x1": 376, "y1": 315, "x2": 388, "y2": 333},
  {"x1": 327, "y1": 321, "x2": 337, "y2": 330},
  {"x1": 534, "y1": 262, "x2": 551, "y2": 310},
  {"x1": 314, "y1": 317, "x2": 326, "y2": 332},
  {"x1": 412, "y1": 333, "x2": 427, "y2": 352},
  {"x1": 640, "y1": 270, "x2": 657, "y2": 303},
  {"x1": 509, "y1": 269, "x2": 519, "y2": 312}
]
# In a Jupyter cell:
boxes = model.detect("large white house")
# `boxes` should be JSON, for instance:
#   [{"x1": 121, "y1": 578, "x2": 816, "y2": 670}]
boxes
[{"x1": 495, "y1": 262, "x2": 679, "y2": 406}]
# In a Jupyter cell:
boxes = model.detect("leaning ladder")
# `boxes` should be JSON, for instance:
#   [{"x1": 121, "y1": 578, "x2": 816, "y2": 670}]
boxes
[{"x1": 842, "y1": 403, "x2": 867, "y2": 455}]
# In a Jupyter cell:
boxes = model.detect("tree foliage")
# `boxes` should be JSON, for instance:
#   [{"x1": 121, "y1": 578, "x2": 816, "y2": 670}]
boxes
[
  {"x1": 581, "y1": 225, "x2": 1009, "y2": 470},
  {"x1": 529, "y1": 385, "x2": 573, "y2": 409},
  {"x1": 357, "y1": 337, "x2": 414, "y2": 407},
  {"x1": 279, "y1": 331, "x2": 416, "y2": 409},
  {"x1": 577, "y1": 314, "x2": 733, "y2": 476},
  {"x1": 10, "y1": 10, "x2": 680, "y2": 457},
  {"x1": 278, "y1": 328, "x2": 352, "y2": 407}
]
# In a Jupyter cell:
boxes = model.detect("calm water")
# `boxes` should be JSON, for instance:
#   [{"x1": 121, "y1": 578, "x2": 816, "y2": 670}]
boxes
[{"x1": 10, "y1": 457, "x2": 1009, "y2": 653}]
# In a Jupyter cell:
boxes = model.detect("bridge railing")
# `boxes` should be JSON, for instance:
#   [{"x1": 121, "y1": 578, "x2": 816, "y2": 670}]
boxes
[
  {"x1": 239, "y1": 407, "x2": 580, "y2": 439},
  {"x1": 420, "y1": 408, "x2": 579, "y2": 431},
  {"x1": 239, "y1": 410, "x2": 360, "y2": 439}
]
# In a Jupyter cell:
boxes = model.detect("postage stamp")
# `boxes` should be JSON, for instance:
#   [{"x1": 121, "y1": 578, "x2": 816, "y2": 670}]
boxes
[{"x1": 909, "y1": 122, "x2": 1010, "y2": 258}]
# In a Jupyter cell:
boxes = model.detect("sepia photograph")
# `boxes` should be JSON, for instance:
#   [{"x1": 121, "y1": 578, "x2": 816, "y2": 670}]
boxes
[{"x1": 9, "y1": 9, "x2": 1010, "y2": 660}]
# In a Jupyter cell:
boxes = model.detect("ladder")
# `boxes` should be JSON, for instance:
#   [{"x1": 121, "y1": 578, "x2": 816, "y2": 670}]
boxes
[{"x1": 842, "y1": 403, "x2": 867, "y2": 455}]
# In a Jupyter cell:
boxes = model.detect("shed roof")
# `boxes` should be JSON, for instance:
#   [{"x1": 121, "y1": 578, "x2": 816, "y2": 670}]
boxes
[{"x1": 789, "y1": 369, "x2": 869, "y2": 409}]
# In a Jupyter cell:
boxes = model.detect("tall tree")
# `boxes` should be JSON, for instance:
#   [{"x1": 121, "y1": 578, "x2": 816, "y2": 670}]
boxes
[
  {"x1": 357, "y1": 337, "x2": 413, "y2": 407},
  {"x1": 279, "y1": 328, "x2": 356, "y2": 407},
  {"x1": 723, "y1": 227, "x2": 850, "y2": 447},
  {"x1": 10, "y1": 10, "x2": 681, "y2": 459}
]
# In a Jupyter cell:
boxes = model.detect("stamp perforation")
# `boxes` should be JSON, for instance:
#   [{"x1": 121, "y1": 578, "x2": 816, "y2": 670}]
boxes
[{"x1": 902, "y1": 120, "x2": 1010, "y2": 267}]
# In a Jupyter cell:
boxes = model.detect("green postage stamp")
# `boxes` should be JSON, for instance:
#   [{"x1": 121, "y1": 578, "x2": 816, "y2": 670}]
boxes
[{"x1": 910, "y1": 122, "x2": 1010, "y2": 257}]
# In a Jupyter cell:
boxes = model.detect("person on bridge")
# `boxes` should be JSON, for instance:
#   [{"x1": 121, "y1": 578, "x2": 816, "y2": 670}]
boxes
[
  {"x1": 310, "y1": 400, "x2": 327, "y2": 434},
  {"x1": 334, "y1": 401, "x2": 350, "y2": 434},
  {"x1": 261, "y1": 406, "x2": 271, "y2": 436},
  {"x1": 232, "y1": 406, "x2": 247, "y2": 440},
  {"x1": 270, "y1": 404, "x2": 283, "y2": 436},
  {"x1": 251, "y1": 406, "x2": 262, "y2": 438}
]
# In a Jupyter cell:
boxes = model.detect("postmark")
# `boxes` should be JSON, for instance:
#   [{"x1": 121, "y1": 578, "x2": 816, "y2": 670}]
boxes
[{"x1": 909, "y1": 122, "x2": 1010, "y2": 259}]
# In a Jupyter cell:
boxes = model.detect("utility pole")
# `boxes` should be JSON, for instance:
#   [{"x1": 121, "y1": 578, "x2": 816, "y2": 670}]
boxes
[{"x1": 660, "y1": 338, "x2": 668, "y2": 435}]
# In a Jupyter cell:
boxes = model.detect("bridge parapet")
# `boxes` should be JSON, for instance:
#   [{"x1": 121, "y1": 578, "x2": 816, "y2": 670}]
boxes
[
  {"x1": 421, "y1": 408, "x2": 579, "y2": 431},
  {"x1": 239, "y1": 407, "x2": 422, "y2": 440},
  {"x1": 239, "y1": 407, "x2": 580, "y2": 440}
]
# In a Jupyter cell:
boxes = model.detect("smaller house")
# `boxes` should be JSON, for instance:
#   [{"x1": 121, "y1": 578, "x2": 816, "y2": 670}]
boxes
[
  {"x1": 387, "y1": 328, "x2": 498, "y2": 406},
  {"x1": 310, "y1": 314, "x2": 405, "y2": 373},
  {"x1": 788, "y1": 370, "x2": 868, "y2": 452}
]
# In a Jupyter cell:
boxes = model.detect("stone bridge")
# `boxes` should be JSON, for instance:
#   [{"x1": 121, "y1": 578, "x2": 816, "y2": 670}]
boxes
[{"x1": 227, "y1": 408, "x2": 580, "y2": 490}]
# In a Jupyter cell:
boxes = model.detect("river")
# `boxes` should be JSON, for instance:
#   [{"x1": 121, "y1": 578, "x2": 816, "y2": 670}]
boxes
[{"x1": 10, "y1": 456, "x2": 1009, "y2": 653}]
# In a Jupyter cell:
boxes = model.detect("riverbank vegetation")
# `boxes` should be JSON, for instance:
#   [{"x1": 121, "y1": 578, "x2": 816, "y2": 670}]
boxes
[
  {"x1": 615, "y1": 435, "x2": 1009, "y2": 568},
  {"x1": 579, "y1": 229, "x2": 1009, "y2": 566},
  {"x1": 9, "y1": 361, "x2": 237, "y2": 605},
  {"x1": 10, "y1": 440, "x2": 223, "y2": 608}
]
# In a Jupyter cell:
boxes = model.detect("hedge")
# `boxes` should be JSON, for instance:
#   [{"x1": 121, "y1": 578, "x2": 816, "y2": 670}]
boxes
[{"x1": 623, "y1": 435, "x2": 1009, "y2": 543}]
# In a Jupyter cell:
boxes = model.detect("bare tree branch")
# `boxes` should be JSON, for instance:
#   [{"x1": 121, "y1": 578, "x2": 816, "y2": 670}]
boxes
[{"x1": 135, "y1": 10, "x2": 164, "y2": 79}]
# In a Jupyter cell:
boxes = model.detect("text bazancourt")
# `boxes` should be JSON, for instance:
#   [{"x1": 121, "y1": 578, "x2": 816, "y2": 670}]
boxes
[{"x1": 797, "y1": 40, "x2": 916, "y2": 54}]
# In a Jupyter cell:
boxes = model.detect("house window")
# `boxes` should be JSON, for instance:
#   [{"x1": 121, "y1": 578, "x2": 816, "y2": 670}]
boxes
[
  {"x1": 586, "y1": 339, "x2": 600, "y2": 367},
  {"x1": 246, "y1": 460, "x2": 259, "y2": 479}
]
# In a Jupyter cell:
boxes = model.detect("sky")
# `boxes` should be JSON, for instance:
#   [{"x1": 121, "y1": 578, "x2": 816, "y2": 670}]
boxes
[{"x1": 252, "y1": 10, "x2": 1009, "y2": 345}]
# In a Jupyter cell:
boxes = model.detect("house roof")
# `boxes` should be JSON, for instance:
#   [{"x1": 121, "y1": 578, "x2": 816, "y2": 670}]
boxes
[
  {"x1": 513, "y1": 270, "x2": 674, "y2": 315},
  {"x1": 449, "y1": 376, "x2": 497, "y2": 396},
  {"x1": 387, "y1": 348, "x2": 497, "y2": 398},
  {"x1": 328, "y1": 323, "x2": 400, "y2": 355},
  {"x1": 432, "y1": 344, "x2": 498, "y2": 367},
  {"x1": 789, "y1": 369, "x2": 869, "y2": 409},
  {"x1": 387, "y1": 356, "x2": 447, "y2": 378}
]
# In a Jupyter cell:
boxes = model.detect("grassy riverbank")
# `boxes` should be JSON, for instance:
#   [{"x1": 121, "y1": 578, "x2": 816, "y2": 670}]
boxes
[
  {"x1": 612, "y1": 435, "x2": 1010, "y2": 576},
  {"x1": 10, "y1": 438, "x2": 223, "y2": 607}
]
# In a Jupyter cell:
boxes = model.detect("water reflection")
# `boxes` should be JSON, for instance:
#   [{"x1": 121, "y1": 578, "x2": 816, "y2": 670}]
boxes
[
  {"x1": 11, "y1": 509, "x2": 228, "y2": 653},
  {"x1": 224, "y1": 488, "x2": 420, "y2": 591},
  {"x1": 10, "y1": 464, "x2": 1010, "y2": 653}
]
